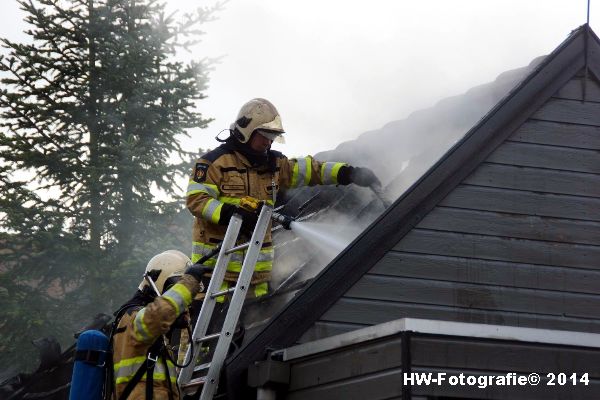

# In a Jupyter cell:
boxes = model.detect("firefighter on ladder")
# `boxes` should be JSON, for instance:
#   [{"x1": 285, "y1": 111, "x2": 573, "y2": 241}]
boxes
[{"x1": 185, "y1": 98, "x2": 380, "y2": 303}]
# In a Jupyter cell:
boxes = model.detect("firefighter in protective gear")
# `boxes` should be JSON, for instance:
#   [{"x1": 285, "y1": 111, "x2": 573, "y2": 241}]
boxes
[
  {"x1": 111, "y1": 250, "x2": 208, "y2": 400},
  {"x1": 186, "y1": 98, "x2": 380, "y2": 299}
]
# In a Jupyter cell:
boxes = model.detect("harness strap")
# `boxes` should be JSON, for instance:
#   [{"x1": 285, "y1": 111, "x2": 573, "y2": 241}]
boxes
[
  {"x1": 144, "y1": 338, "x2": 166, "y2": 400},
  {"x1": 146, "y1": 359, "x2": 154, "y2": 400},
  {"x1": 163, "y1": 352, "x2": 175, "y2": 400}
]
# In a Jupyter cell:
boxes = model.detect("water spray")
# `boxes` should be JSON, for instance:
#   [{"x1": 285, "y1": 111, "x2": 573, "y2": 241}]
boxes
[
  {"x1": 267, "y1": 207, "x2": 364, "y2": 298},
  {"x1": 370, "y1": 184, "x2": 391, "y2": 208}
]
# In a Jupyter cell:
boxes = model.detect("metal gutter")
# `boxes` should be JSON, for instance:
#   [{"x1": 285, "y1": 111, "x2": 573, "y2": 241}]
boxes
[{"x1": 276, "y1": 318, "x2": 600, "y2": 361}]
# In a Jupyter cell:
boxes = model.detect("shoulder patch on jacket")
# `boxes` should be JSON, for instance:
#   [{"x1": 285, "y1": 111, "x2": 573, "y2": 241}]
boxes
[
  {"x1": 194, "y1": 163, "x2": 209, "y2": 183},
  {"x1": 202, "y1": 145, "x2": 234, "y2": 163}
]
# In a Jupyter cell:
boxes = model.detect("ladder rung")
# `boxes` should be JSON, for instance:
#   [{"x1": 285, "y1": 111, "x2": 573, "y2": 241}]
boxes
[
  {"x1": 181, "y1": 376, "x2": 206, "y2": 392},
  {"x1": 210, "y1": 287, "x2": 236, "y2": 298},
  {"x1": 225, "y1": 242, "x2": 249, "y2": 254},
  {"x1": 193, "y1": 362, "x2": 211, "y2": 373},
  {"x1": 194, "y1": 332, "x2": 221, "y2": 344}
]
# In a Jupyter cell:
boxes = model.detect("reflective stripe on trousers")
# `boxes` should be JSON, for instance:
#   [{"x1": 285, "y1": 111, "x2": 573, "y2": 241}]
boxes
[{"x1": 209, "y1": 281, "x2": 269, "y2": 302}]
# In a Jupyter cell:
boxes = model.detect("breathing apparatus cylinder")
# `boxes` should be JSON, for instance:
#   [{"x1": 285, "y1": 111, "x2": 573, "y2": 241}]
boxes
[{"x1": 69, "y1": 329, "x2": 109, "y2": 400}]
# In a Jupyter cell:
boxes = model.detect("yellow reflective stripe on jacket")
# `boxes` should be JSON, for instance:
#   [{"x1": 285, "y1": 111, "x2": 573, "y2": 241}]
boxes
[
  {"x1": 187, "y1": 181, "x2": 219, "y2": 198},
  {"x1": 162, "y1": 283, "x2": 192, "y2": 316},
  {"x1": 220, "y1": 196, "x2": 273, "y2": 207},
  {"x1": 202, "y1": 199, "x2": 224, "y2": 224},
  {"x1": 291, "y1": 157, "x2": 312, "y2": 188},
  {"x1": 192, "y1": 242, "x2": 273, "y2": 272},
  {"x1": 133, "y1": 308, "x2": 153, "y2": 343},
  {"x1": 219, "y1": 196, "x2": 242, "y2": 206},
  {"x1": 114, "y1": 356, "x2": 176, "y2": 384},
  {"x1": 321, "y1": 162, "x2": 347, "y2": 185}
]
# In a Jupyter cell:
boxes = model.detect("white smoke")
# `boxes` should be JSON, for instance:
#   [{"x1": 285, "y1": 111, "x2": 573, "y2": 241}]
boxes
[{"x1": 242, "y1": 56, "x2": 548, "y2": 329}]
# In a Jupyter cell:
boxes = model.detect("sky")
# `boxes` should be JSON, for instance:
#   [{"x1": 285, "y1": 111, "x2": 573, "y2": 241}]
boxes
[{"x1": 0, "y1": 0, "x2": 597, "y2": 158}]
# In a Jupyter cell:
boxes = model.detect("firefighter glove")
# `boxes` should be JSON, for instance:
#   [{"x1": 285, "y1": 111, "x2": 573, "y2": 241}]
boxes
[
  {"x1": 185, "y1": 264, "x2": 212, "y2": 289},
  {"x1": 236, "y1": 207, "x2": 260, "y2": 235},
  {"x1": 349, "y1": 166, "x2": 381, "y2": 188},
  {"x1": 219, "y1": 200, "x2": 263, "y2": 234},
  {"x1": 239, "y1": 196, "x2": 263, "y2": 213}
]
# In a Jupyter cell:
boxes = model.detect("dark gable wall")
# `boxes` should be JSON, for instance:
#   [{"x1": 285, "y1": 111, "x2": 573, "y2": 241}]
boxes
[{"x1": 300, "y1": 72, "x2": 600, "y2": 343}]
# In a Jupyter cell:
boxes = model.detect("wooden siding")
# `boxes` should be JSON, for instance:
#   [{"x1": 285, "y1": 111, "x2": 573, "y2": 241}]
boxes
[
  {"x1": 463, "y1": 163, "x2": 600, "y2": 197},
  {"x1": 409, "y1": 336, "x2": 600, "y2": 399},
  {"x1": 302, "y1": 73, "x2": 600, "y2": 341},
  {"x1": 531, "y1": 98, "x2": 600, "y2": 125},
  {"x1": 286, "y1": 333, "x2": 600, "y2": 400},
  {"x1": 553, "y1": 75, "x2": 600, "y2": 102},
  {"x1": 509, "y1": 120, "x2": 600, "y2": 150},
  {"x1": 287, "y1": 336, "x2": 404, "y2": 394}
]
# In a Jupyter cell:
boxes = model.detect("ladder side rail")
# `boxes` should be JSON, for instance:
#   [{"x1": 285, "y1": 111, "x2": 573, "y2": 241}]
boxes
[
  {"x1": 178, "y1": 214, "x2": 243, "y2": 385},
  {"x1": 199, "y1": 205, "x2": 273, "y2": 400}
]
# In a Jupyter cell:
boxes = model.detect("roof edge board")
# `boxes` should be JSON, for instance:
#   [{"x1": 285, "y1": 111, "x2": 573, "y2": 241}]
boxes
[
  {"x1": 278, "y1": 318, "x2": 600, "y2": 362},
  {"x1": 585, "y1": 28, "x2": 600, "y2": 82},
  {"x1": 226, "y1": 25, "x2": 598, "y2": 398}
]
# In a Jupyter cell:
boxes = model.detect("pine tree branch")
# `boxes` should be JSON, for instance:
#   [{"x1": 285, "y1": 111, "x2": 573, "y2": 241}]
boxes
[
  {"x1": 0, "y1": 51, "x2": 61, "y2": 106},
  {"x1": 0, "y1": 95, "x2": 80, "y2": 161},
  {"x1": 35, "y1": 24, "x2": 83, "y2": 73},
  {"x1": 28, "y1": 0, "x2": 87, "y2": 44}
]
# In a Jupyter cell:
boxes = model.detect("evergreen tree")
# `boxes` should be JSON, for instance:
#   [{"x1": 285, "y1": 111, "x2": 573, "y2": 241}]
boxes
[{"x1": 0, "y1": 0, "x2": 217, "y2": 371}]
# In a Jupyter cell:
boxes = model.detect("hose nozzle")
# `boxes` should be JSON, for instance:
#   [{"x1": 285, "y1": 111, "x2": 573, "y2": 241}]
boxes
[{"x1": 272, "y1": 211, "x2": 293, "y2": 230}]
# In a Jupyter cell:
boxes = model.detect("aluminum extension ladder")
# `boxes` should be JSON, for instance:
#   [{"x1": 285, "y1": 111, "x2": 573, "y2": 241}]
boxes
[{"x1": 178, "y1": 205, "x2": 273, "y2": 400}]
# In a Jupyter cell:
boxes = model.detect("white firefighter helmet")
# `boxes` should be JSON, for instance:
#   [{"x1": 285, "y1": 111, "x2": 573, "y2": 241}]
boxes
[
  {"x1": 230, "y1": 98, "x2": 285, "y2": 144},
  {"x1": 138, "y1": 250, "x2": 192, "y2": 293}
]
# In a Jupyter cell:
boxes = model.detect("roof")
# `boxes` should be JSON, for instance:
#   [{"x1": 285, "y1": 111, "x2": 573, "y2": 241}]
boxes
[{"x1": 226, "y1": 24, "x2": 600, "y2": 398}]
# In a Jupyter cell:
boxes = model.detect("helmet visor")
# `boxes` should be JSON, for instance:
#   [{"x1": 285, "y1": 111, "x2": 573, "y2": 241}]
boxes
[{"x1": 257, "y1": 129, "x2": 285, "y2": 144}]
